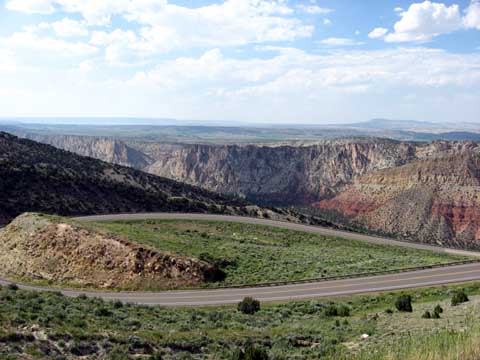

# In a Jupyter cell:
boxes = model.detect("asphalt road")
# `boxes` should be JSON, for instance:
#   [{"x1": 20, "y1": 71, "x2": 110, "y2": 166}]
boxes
[{"x1": 1, "y1": 213, "x2": 480, "y2": 306}]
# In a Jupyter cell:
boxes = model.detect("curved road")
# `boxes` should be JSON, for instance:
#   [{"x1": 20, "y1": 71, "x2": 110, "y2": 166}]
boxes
[{"x1": 1, "y1": 213, "x2": 480, "y2": 306}]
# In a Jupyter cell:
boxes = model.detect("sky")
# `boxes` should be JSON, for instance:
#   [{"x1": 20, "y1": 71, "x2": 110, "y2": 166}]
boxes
[{"x1": 0, "y1": 0, "x2": 479, "y2": 124}]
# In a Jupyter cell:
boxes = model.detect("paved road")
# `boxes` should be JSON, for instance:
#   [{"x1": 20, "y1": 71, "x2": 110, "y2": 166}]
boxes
[
  {"x1": 1, "y1": 263, "x2": 480, "y2": 306},
  {"x1": 1, "y1": 213, "x2": 479, "y2": 306}
]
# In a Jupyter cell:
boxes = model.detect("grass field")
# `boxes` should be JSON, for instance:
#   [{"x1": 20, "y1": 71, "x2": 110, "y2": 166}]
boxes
[
  {"x1": 84, "y1": 219, "x2": 469, "y2": 287},
  {"x1": 1, "y1": 282, "x2": 480, "y2": 359}
]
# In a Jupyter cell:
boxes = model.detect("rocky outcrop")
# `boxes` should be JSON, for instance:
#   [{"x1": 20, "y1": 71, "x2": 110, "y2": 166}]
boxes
[
  {"x1": 317, "y1": 152, "x2": 480, "y2": 248},
  {"x1": 0, "y1": 213, "x2": 223, "y2": 289}
]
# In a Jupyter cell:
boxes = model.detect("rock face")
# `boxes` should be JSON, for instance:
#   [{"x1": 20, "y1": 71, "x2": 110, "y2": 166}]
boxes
[
  {"x1": 27, "y1": 135, "x2": 480, "y2": 207},
  {"x1": 25, "y1": 134, "x2": 154, "y2": 169},
  {"x1": 317, "y1": 151, "x2": 480, "y2": 248},
  {"x1": 0, "y1": 213, "x2": 222, "y2": 289}
]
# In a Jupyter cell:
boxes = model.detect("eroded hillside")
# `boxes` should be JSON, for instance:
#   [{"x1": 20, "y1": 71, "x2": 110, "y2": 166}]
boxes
[
  {"x1": 317, "y1": 151, "x2": 480, "y2": 248},
  {"x1": 0, "y1": 213, "x2": 223, "y2": 289}
]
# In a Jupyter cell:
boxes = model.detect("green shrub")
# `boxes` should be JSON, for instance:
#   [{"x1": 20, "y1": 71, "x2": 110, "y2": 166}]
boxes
[
  {"x1": 337, "y1": 304, "x2": 351, "y2": 317},
  {"x1": 238, "y1": 297, "x2": 260, "y2": 315},
  {"x1": 432, "y1": 311, "x2": 440, "y2": 319},
  {"x1": 395, "y1": 295, "x2": 412, "y2": 312},
  {"x1": 231, "y1": 340, "x2": 269, "y2": 360},
  {"x1": 451, "y1": 290, "x2": 469, "y2": 306},
  {"x1": 421, "y1": 311, "x2": 431, "y2": 319},
  {"x1": 323, "y1": 304, "x2": 338, "y2": 317},
  {"x1": 7, "y1": 283, "x2": 19, "y2": 291},
  {"x1": 94, "y1": 307, "x2": 113, "y2": 317},
  {"x1": 434, "y1": 304, "x2": 443, "y2": 314}
]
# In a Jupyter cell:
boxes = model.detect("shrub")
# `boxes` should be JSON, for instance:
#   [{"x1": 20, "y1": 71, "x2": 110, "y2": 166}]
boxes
[
  {"x1": 395, "y1": 295, "x2": 412, "y2": 312},
  {"x1": 451, "y1": 290, "x2": 469, "y2": 306},
  {"x1": 434, "y1": 304, "x2": 443, "y2": 314},
  {"x1": 231, "y1": 340, "x2": 269, "y2": 360},
  {"x1": 337, "y1": 304, "x2": 351, "y2": 317},
  {"x1": 113, "y1": 301, "x2": 124, "y2": 309},
  {"x1": 238, "y1": 298, "x2": 260, "y2": 315},
  {"x1": 323, "y1": 304, "x2": 338, "y2": 317},
  {"x1": 432, "y1": 311, "x2": 440, "y2": 319},
  {"x1": 94, "y1": 307, "x2": 113, "y2": 317},
  {"x1": 385, "y1": 308, "x2": 393, "y2": 314},
  {"x1": 421, "y1": 311, "x2": 431, "y2": 319},
  {"x1": 7, "y1": 283, "x2": 19, "y2": 291}
]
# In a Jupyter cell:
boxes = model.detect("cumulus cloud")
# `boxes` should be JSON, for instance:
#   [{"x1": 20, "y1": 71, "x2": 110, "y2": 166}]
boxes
[
  {"x1": 128, "y1": 47, "x2": 480, "y2": 95},
  {"x1": 42, "y1": 18, "x2": 89, "y2": 37},
  {"x1": 82, "y1": 1, "x2": 313, "y2": 63},
  {"x1": 6, "y1": 0, "x2": 55, "y2": 14},
  {"x1": 297, "y1": 4, "x2": 333, "y2": 15},
  {"x1": 373, "y1": 1, "x2": 480, "y2": 43},
  {"x1": 385, "y1": 1, "x2": 462, "y2": 42},
  {"x1": 368, "y1": 27, "x2": 388, "y2": 39},
  {"x1": 319, "y1": 38, "x2": 364, "y2": 46},
  {"x1": 0, "y1": 31, "x2": 97, "y2": 59},
  {"x1": 464, "y1": 0, "x2": 480, "y2": 30}
]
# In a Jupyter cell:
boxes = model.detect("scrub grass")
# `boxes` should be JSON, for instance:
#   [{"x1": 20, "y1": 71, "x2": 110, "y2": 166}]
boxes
[
  {"x1": 2, "y1": 283, "x2": 480, "y2": 359},
  {"x1": 84, "y1": 219, "x2": 470, "y2": 287}
]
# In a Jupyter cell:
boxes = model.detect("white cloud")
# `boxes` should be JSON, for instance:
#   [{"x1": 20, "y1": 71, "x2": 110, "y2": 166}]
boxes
[
  {"x1": 297, "y1": 4, "x2": 333, "y2": 15},
  {"x1": 129, "y1": 47, "x2": 480, "y2": 94},
  {"x1": 323, "y1": 18, "x2": 332, "y2": 25},
  {"x1": 320, "y1": 38, "x2": 364, "y2": 46},
  {"x1": 84, "y1": 1, "x2": 314, "y2": 63},
  {"x1": 0, "y1": 31, "x2": 97, "y2": 59},
  {"x1": 464, "y1": 0, "x2": 480, "y2": 30},
  {"x1": 45, "y1": 18, "x2": 89, "y2": 37},
  {"x1": 0, "y1": 46, "x2": 479, "y2": 122},
  {"x1": 394, "y1": 7, "x2": 404, "y2": 12},
  {"x1": 384, "y1": 1, "x2": 463, "y2": 43},
  {"x1": 6, "y1": 0, "x2": 55, "y2": 14},
  {"x1": 5, "y1": 1, "x2": 314, "y2": 57},
  {"x1": 368, "y1": 27, "x2": 388, "y2": 39}
]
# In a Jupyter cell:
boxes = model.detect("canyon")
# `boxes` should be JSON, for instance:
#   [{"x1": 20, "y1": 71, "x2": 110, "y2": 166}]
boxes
[{"x1": 15, "y1": 132, "x2": 480, "y2": 247}]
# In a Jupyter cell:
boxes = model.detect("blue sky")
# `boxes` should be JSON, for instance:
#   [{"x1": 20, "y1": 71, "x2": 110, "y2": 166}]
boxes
[{"x1": 0, "y1": 0, "x2": 479, "y2": 124}]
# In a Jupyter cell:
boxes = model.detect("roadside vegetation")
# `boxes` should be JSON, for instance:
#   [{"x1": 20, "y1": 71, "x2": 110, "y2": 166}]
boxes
[
  {"x1": 1, "y1": 283, "x2": 480, "y2": 359},
  {"x1": 84, "y1": 219, "x2": 470, "y2": 288}
]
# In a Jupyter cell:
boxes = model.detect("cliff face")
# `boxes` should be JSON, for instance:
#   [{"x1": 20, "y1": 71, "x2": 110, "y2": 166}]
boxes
[
  {"x1": 19, "y1": 134, "x2": 480, "y2": 208},
  {"x1": 141, "y1": 139, "x2": 418, "y2": 204},
  {"x1": 24, "y1": 134, "x2": 153, "y2": 169},
  {"x1": 317, "y1": 151, "x2": 480, "y2": 248}
]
